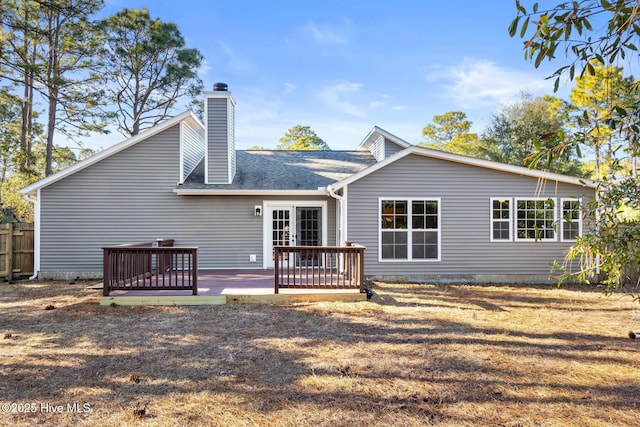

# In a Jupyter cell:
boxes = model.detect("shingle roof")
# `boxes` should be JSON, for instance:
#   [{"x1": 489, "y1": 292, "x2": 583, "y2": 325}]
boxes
[{"x1": 180, "y1": 150, "x2": 377, "y2": 190}]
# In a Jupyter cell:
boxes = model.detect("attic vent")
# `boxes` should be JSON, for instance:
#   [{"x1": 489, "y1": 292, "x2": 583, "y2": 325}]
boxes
[{"x1": 213, "y1": 82, "x2": 228, "y2": 91}]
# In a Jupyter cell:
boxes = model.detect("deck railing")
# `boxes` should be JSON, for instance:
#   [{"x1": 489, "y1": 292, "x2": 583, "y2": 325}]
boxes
[
  {"x1": 273, "y1": 244, "x2": 365, "y2": 294},
  {"x1": 103, "y1": 240, "x2": 198, "y2": 296}
]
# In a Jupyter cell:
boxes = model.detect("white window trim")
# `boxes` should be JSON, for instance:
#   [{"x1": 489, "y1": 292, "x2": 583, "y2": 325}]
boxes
[
  {"x1": 560, "y1": 197, "x2": 582, "y2": 242},
  {"x1": 490, "y1": 197, "x2": 512, "y2": 242},
  {"x1": 514, "y1": 197, "x2": 558, "y2": 242},
  {"x1": 378, "y1": 197, "x2": 441, "y2": 263}
]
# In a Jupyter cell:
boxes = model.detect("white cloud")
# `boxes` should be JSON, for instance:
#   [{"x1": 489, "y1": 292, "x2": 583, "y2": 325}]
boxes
[
  {"x1": 316, "y1": 81, "x2": 387, "y2": 117},
  {"x1": 304, "y1": 20, "x2": 351, "y2": 46},
  {"x1": 425, "y1": 59, "x2": 551, "y2": 109},
  {"x1": 283, "y1": 82, "x2": 298, "y2": 95},
  {"x1": 218, "y1": 41, "x2": 252, "y2": 73}
]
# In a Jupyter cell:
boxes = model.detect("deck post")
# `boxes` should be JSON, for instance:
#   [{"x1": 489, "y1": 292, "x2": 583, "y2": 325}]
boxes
[
  {"x1": 274, "y1": 247, "x2": 280, "y2": 294},
  {"x1": 192, "y1": 249, "x2": 198, "y2": 295},
  {"x1": 358, "y1": 246, "x2": 365, "y2": 293},
  {"x1": 103, "y1": 248, "x2": 110, "y2": 296}
]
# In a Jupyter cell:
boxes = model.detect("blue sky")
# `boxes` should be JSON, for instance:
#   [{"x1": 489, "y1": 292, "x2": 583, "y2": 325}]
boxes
[{"x1": 94, "y1": 1, "x2": 570, "y2": 151}]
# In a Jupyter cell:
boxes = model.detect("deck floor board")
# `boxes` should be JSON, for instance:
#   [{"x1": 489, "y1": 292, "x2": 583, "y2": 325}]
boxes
[{"x1": 101, "y1": 269, "x2": 364, "y2": 305}]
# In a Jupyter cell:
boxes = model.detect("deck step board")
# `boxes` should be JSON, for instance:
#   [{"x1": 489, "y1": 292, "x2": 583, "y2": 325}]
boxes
[{"x1": 100, "y1": 293, "x2": 366, "y2": 306}]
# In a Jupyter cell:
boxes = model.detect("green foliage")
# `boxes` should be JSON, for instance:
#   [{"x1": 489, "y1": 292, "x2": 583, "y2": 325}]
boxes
[
  {"x1": 510, "y1": 0, "x2": 639, "y2": 87},
  {"x1": 554, "y1": 177, "x2": 640, "y2": 293},
  {"x1": 512, "y1": 0, "x2": 640, "y2": 290},
  {"x1": 277, "y1": 125, "x2": 330, "y2": 150},
  {"x1": 569, "y1": 62, "x2": 636, "y2": 174},
  {"x1": 0, "y1": 89, "x2": 23, "y2": 175},
  {"x1": 99, "y1": 8, "x2": 204, "y2": 136},
  {"x1": 0, "y1": 171, "x2": 39, "y2": 222},
  {"x1": 420, "y1": 111, "x2": 479, "y2": 156},
  {"x1": 0, "y1": 0, "x2": 108, "y2": 176},
  {"x1": 480, "y1": 93, "x2": 586, "y2": 176}
]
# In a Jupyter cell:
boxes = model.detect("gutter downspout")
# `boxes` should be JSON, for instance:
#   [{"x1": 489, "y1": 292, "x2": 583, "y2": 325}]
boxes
[
  {"x1": 326, "y1": 185, "x2": 346, "y2": 245},
  {"x1": 22, "y1": 191, "x2": 39, "y2": 280}
]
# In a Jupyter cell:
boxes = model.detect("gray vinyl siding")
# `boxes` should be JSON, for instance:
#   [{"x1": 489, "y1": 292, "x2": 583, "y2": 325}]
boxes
[
  {"x1": 38, "y1": 126, "x2": 335, "y2": 277},
  {"x1": 180, "y1": 120, "x2": 204, "y2": 183},
  {"x1": 369, "y1": 136, "x2": 404, "y2": 161},
  {"x1": 384, "y1": 138, "x2": 403, "y2": 157},
  {"x1": 206, "y1": 96, "x2": 234, "y2": 183},
  {"x1": 346, "y1": 154, "x2": 594, "y2": 280}
]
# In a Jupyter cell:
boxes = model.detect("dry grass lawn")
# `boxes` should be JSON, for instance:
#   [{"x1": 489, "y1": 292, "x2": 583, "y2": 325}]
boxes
[{"x1": 1, "y1": 280, "x2": 640, "y2": 426}]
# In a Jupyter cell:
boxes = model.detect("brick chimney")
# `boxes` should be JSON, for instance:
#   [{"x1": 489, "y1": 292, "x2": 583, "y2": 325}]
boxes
[{"x1": 204, "y1": 83, "x2": 236, "y2": 184}]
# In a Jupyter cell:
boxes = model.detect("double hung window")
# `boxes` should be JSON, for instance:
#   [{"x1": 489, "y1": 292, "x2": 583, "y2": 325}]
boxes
[
  {"x1": 561, "y1": 199, "x2": 581, "y2": 241},
  {"x1": 380, "y1": 198, "x2": 440, "y2": 261}
]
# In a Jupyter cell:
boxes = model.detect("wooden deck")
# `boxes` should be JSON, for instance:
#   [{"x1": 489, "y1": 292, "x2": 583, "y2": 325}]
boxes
[{"x1": 99, "y1": 269, "x2": 367, "y2": 306}]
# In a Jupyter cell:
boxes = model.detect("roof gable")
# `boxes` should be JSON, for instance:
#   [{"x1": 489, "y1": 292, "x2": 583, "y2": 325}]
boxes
[
  {"x1": 357, "y1": 126, "x2": 412, "y2": 152},
  {"x1": 21, "y1": 111, "x2": 203, "y2": 195},
  {"x1": 331, "y1": 144, "x2": 595, "y2": 190}
]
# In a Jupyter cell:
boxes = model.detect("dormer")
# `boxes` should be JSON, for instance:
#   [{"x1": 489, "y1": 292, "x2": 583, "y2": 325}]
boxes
[{"x1": 357, "y1": 126, "x2": 411, "y2": 162}]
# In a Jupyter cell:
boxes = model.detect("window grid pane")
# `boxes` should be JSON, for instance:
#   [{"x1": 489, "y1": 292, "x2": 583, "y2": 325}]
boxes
[
  {"x1": 381, "y1": 231, "x2": 408, "y2": 259},
  {"x1": 381, "y1": 200, "x2": 408, "y2": 229},
  {"x1": 493, "y1": 222, "x2": 510, "y2": 240},
  {"x1": 412, "y1": 201, "x2": 438, "y2": 230},
  {"x1": 562, "y1": 200, "x2": 580, "y2": 240},
  {"x1": 516, "y1": 199, "x2": 555, "y2": 240},
  {"x1": 412, "y1": 231, "x2": 438, "y2": 259}
]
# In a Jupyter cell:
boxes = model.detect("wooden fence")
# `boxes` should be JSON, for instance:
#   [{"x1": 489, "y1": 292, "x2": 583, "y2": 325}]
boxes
[{"x1": 0, "y1": 223, "x2": 34, "y2": 280}]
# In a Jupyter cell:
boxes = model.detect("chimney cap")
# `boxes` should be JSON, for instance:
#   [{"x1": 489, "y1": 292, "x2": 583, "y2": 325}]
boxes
[{"x1": 213, "y1": 82, "x2": 228, "y2": 92}]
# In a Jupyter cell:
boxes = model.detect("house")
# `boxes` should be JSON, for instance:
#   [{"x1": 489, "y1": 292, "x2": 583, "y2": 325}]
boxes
[{"x1": 20, "y1": 83, "x2": 595, "y2": 283}]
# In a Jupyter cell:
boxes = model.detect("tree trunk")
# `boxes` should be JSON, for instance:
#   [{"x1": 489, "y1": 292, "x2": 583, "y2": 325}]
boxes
[
  {"x1": 45, "y1": 91, "x2": 57, "y2": 177},
  {"x1": 44, "y1": 8, "x2": 61, "y2": 177}
]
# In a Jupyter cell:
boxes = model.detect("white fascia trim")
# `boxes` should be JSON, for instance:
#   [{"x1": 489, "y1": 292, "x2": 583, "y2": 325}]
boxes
[
  {"x1": 357, "y1": 126, "x2": 412, "y2": 151},
  {"x1": 20, "y1": 110, "x2": 200, "y2": 196},
  {"x1": 179, "y1": 122, "x2": 186, "y2": 184},
  {"x1": 333, "y1": 145, "x2": 596, "y2": 190},
  {"x1": 342, "y1": 185, "x2": 348, "y2": 243},
  {"x1": 173, "y1": 189, "x2": 328, "y2": 196}
]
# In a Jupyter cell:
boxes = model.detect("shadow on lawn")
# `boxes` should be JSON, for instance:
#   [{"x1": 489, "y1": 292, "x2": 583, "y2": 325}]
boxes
[
  {"x1": 371, "y1": 281, "x2": 635, "y2": 313},
  {"x1": 1, "y1": 282, "x2": 640, "y2": 425}
]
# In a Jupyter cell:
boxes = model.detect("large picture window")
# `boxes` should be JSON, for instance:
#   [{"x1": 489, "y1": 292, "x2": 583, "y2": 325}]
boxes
[
  {"x1": 380, "y1": 198, "x2": 440, "y2": 261},
  {"x1": 515, "y1": 198, "x2": 556, "y2": 241},
  {"x1": 561, "y1": 198, "x2": 581, "y2": 241}
]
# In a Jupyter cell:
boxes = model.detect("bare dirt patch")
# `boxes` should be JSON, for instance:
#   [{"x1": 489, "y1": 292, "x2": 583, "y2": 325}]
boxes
[{"x1": 1, "y1": 280, "x2": 639, "y2": 426}]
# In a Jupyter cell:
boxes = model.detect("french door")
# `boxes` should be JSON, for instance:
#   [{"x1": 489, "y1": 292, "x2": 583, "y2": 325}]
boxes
[{"x1": 264, "y1": 202, "x2": 326, "y2": 268}]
